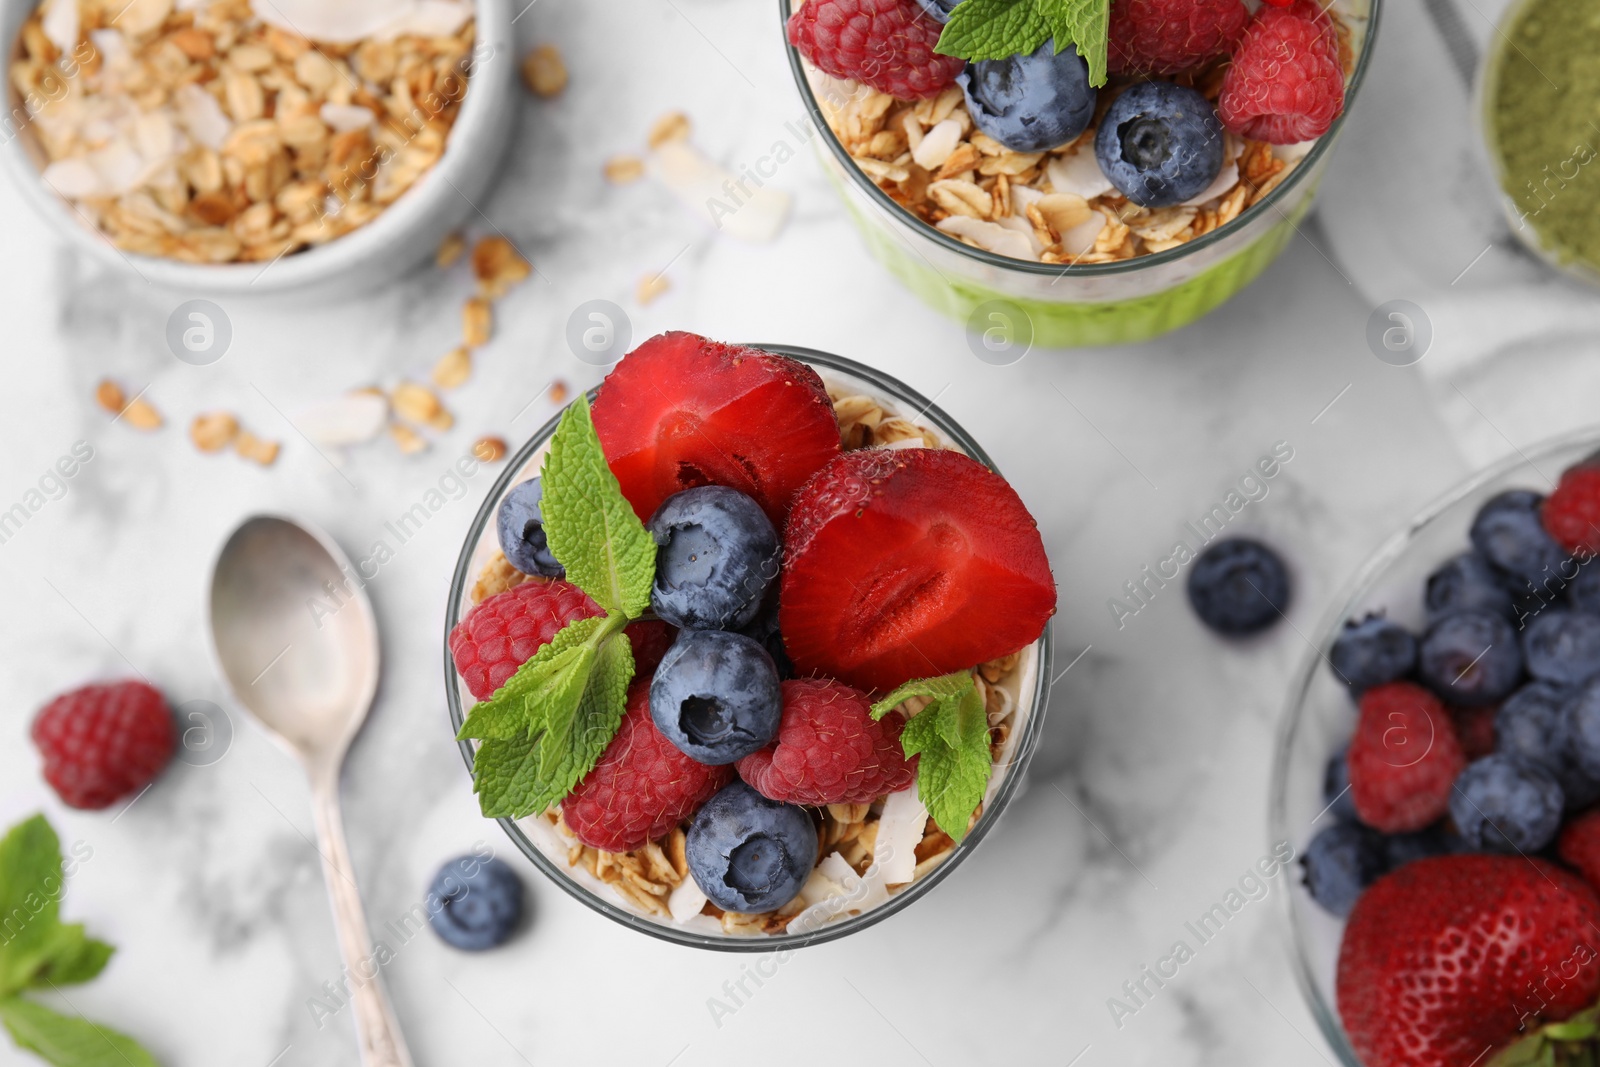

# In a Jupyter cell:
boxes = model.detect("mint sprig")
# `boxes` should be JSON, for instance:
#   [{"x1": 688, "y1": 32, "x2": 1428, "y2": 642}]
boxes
[
  {"x1": 1489, "y1": 1003, "x2": 1600, "y2": 1066},
  {"x1": 0, "y1": 814, "x2": 159, "y2": 1067},
  {"x1": 936, "y1": 0, "x2": 1111, "y2": 87},
  {"x1": 872, "y1": 672, "x2": 993, "y2": 841},
  {"x1": 460, "y1": 393, "x2": 657, "y2": 820}
]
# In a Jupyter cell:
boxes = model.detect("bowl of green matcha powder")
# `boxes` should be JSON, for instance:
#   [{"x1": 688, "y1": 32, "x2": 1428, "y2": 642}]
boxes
[{"x1": 1479, "y1": 0, "x2": 1600, "y2": 285}]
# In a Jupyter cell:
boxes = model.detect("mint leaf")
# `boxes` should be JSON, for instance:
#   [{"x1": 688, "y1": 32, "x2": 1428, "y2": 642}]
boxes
[
  {"x1": 0, "y1": 997, "x2": 158, "y2": 1067},
  {"x1": 936, "y1": 0, "x2": 1049, "y2": 62},
  {"x1": 540, "y1": 394, "x2": 655, "y2": 618},
  {"x1": 28, "y1": 927, "x2": 112, "y2": 989},
  {"x1": 0, "y1": 816, "x2": 64, "y2": 997},
  {"x1": 935, "y1": 0, "x2": 1110, "y2": 87},
  {"x1": 1039, "y1": 0, "x2": 1110, "y2": 86},
  {"x1": 874, "y1": 672, "x2": 992, "y2": 841},
  {"x1": 468, "y1": 614, "x2": 637, "y2": 819}
]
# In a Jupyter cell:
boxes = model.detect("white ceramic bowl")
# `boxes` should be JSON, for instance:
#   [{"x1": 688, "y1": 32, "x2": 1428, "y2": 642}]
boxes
[{"x1": 0, "y1": 0, "x2": 517, "y2": 298}]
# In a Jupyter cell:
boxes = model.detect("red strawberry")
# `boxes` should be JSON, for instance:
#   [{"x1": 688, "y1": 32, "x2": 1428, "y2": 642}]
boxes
[
  {"x1": 590, "y1": 333, "x2": 842, "y2": 529},
  {"x1": 737, "y1": 678, "x2": 916, "y2": 805},
  {"x1": 1347, "y1": 682, "x2": 1465, "y2": 833},
  {"x1": 449, "y1": 578, "x2": 674, "y2": 700},
  {"x1": 1543, "y1": 461, "x2": 1600, "y2": 557},
  {"x1": 1338, "y1": 855, "x2": 1600, "y2": 1067},
  {"x1": 562, "y1": 681, "x2": 733, "y2": 853},
  {"x1": 780, "y1": 448, "x2": 1055, "y2": 693},
  {"x1": 1559, "y1": 808, "x2": 1600, "y2": 892}
]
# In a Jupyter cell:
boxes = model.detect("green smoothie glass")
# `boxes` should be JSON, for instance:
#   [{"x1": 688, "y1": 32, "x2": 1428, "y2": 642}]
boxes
[{"x1": 780, "y1": 0, "x2": 1382, "y2": 348}]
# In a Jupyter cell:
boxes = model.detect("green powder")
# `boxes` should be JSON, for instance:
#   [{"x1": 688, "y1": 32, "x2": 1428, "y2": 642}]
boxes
[{"x1": 1491, "y1": 0, "x2": 1600, "y2": 271}]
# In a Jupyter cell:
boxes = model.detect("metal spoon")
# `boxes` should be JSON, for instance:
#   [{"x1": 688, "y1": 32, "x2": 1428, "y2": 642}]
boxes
[{"x1": 208, "y1": 514, "x2": 413, "y2": 1067}]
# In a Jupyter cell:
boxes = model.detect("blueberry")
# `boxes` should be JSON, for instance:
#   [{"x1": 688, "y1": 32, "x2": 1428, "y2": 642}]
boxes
[
  {"x1": 1571, "y1": 563, "x2": 1600, "y2": 615},
  {"x1": 1449, "y1": 754, "x2": 1564, "y2": 853},
  {"x1": 737, "y1": 601, "x2": 794, "y2": 681},
  {"x1": 1496, "y1": 680, "x2": 1600, "y2": 808},
  {"x1": 1470, "y1": 489, "x2": 1567, "y2": 589},
  {"x1": 1094, "y1": 81, "x2": 1224, "y2": 208},
  {"x1": 426, "y1": 855, "x2": 525, "y2": 951},
  {"x1": 1322, "y1": 748, "x2": 1358, "y2": 823},
  {"x1": 686, "y1": 781, "x2": 817, "y2": 913},
  {"x1": 1425, "y1": 552, "x2": 1514, "y2": 620},
  {"x1": 957, "y1": 41, "x2": 1097, "y2": 153},
  {"x1": 1186, "y1": 538, "x2": 1291, "y2": 636},
  {"x1": 1416, "y1": 610, "x2": 1523, "y2": 706},
  {"x1": 647, "y1": 486, "x2": 779, "y2": 632},
  {"x1": 1329, "y1": 614, "x2": 1416, "y2": 693},
  {"x1": 1563, "y1": 675, "x2": 1600, "y2": 782},
  {"x1": 650, "y1": 630, "x2": 781, "y2": 764},
  {"x1": 1301, "y1": 823, "x2": 1385, "y2": 917},
  {"x1": 496, "y1": 479, "x2": 563, "y2": 578},
  {"x1": 1382, "y1": 824, "x2": 1460, "y2": 870},
  {"x1": 912, "y1": 0, "x2": 963, "y2": 22},
  {"x1": 1522, "y1": 610, "x2": 1600, "y2": 686}
]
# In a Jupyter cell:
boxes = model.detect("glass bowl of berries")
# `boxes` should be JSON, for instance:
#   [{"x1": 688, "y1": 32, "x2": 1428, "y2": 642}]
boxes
[
  {"x1": 444, "y1": 333, "x2": 1056, "y2": 950},
  {"x1": 1271, "y1": 428, "x2": 1600, "y2": 1066},
  {"x1": 781, "y1": 0, "x2": 1381, "y2": 347}
]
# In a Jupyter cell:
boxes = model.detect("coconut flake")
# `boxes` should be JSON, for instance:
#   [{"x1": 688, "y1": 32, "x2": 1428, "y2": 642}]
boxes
[
  {"x1": 41, "y1": 0, "x2": 80, "y2": 54},
  {"x1": 994, "y1": 213, "x2": 1046, "y2": 256},
  {"x1": 379, "y1": 0, "x2": 472, "y2": 38},
  {"x1": 936, "y1": 215, "x2": 1037, "y2": 261},
  {"x1": 649, "y1": 139, "x2": 791, "y2": 244},
  {"x1": 133, "y1": 110, "x2": 177, "y2": 167},
  {"x1": 1273, "y1": 139, "x2": 1317, "y2": 164},
  {"x1": 251, "y1": 0, "x2": 471, "y2": 44},
  {"x1": 911, "y1": 118, "x2": 962, "y2": 170},
  {"x1": 42, "y1": 158, "x2": 103, "y2": 198},
  {"x1": 320, "y1": 103, "x2": 376, "y2": 133},
  {"x1": 1182, "y1": 162, "x2": 1238, "y2": 208},
  {"x1": 875, "y1": 787, "x2": 928, "y2": 885},
  {"x1": 1047, "y1": 148, "x2": 1114, "y2": 200},
  {"x1": 172, "y1": 83, "x2": 231, "y2": 150},
  {"x1": 294, "y1": 392, "x2": 389, "y2": 447},
  {"x1": 668, "y1": 877, "x2": 708, "y2": 923},
  {"x1": 117, "y1": 0, "x2": 174, "y2": 37},
  {"x1": 88, "y1": 138, "x2": 146, "y2": 195},
  {"x1": 1059, "y1": 211, "x2": 1106, "y2": 256}
]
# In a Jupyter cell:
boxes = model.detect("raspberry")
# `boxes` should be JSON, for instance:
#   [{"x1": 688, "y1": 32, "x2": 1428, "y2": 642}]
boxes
[
  {"x1": 1347, "y1": 682, "x2": 1466, "y2": 834},
  {"x1": 1560, "y1": 808, "x2": 1600, "y2": 892},
  {"x1": 1107, "y1": 0, "x2": 1249, "y2": 76},
  {"x1": 562, "y1": 682, "x2": 732, "y2": 853},
  {"x1": 448, "y1": 578, "x2": 674, "y2": 701},
  {"x1": 736, "y1": 679, "x2": 916, "y2": 805},
  {"x1": 786, "y1": 0, "x2": 963, "y2": 101},
  {"x1": 1543, "y1": 463, "x2": 1600, "y2": 557},
  {"x1": 1217, "y1": 0, "x2": 1345, "y2": 145},
  {"x1": 1452, "y1": 705, "x2": 1497, "y2": 761},
  {"x1": 31, "y1": 681, "x2": 175, "y2": 810}
]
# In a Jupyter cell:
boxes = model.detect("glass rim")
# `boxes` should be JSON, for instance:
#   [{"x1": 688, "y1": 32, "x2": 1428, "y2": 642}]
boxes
[
  {"x1": 443, "y1": 343, "x2": 1055, "y2": 952},
  {"x1": 1267, "y1": 423, "x2": 1600, "y2": 1064},
  {"x1": 779, "y1": 0, "x2": 1385, "y2": 278}
]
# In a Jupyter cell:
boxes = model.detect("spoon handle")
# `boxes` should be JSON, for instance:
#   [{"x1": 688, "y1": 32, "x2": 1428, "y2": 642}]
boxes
[{"x1": 310, "y1": 778, "x2": 415, "y2": 1067}]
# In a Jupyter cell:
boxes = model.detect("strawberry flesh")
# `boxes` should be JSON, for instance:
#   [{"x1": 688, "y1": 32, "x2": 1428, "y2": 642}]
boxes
[
  {"x1": 591, "y1": 332, "x2": 842, "y2": 528},
  {"x1": 779, "y1": 448, "x2": 1055, "y2": 692},
  {"x1": 1338, "y1": 854, "x2": 1600, "y2": 1067}
]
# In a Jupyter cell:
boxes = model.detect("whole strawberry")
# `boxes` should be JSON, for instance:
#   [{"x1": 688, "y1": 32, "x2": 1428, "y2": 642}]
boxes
[
  {"x1": 1338, "y1": 855, "x2": 1600, "y2": 1067},
  {"x1": 1559, "y1": 808, "x2": 1600, "y2": 893},
  {"x1": 787, "y1": 0, "x2": 964, "y2": 101},
  {"x1": 449, "y1": 578, "x2": 673, "y2": 701},
  {"x1": 1347, "y1": 682, "x2": 1465, "y2": 833},
  {"x1": 1107, "y1": 0, "x2": 1248, "y2": 75},
  {"x1": 1218, "y1": 0, "x2": 1345, "y2": 144},
  {"x1": 737, "y1": 678, "x2": 916, "y2": 805},
  {"x1": 32, "y1": 680, "x2": 175, "y2": 810},
  {"x1": 1542, "y1": 460, "x2": 1600, "y2": 556},
  {"x1": 563, "y1": 681, "x2": 733, "y2": 853}
]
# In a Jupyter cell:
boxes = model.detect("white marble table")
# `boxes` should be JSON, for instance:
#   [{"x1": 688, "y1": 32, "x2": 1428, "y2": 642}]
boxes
[{"x1": 0, "y1": 1, "x2": 1492, "y2": 1065}]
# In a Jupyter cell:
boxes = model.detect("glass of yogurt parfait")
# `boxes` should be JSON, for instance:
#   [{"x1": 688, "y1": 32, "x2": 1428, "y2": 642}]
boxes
[
  {"x1": 445, "y1": 336, "x2": 1054, "y2": 949},
  {"x1": 781, "y1": 0, "x2": 1382, "y2": 347}
]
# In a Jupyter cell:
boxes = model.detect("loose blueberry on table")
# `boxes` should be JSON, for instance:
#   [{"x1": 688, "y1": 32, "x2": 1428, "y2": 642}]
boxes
[
  {"x1": 786, "y1": 0, "x2": 1350, "y2": 263},
  {"x1": 1304, "y1": 455, "x2": 1600, "y2": 1067},
  {"x1": 450, "y1": 333, "x2": 1057, "y2": 934}
]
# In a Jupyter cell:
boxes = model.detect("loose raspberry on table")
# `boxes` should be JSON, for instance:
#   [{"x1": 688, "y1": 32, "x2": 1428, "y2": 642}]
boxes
[
  {"x1": 563, "y1": 682, "x2": 732, "y2": 853},
  {"x1": 1543, "y1": 463, "x2": 1600, "y2": 557},
  {"x1": 737, "y1": 678, "x2": 916, "y2": 806},
  {"x1": 1217, "y1": 0, "x2": 1345, "y2": 145},
  {"x1": 1107, "y1": 0, "x2": 1249, "y2": 76},
  {"x1": 786, "y1": 0, "x2": 964, "y2": 101},
  {"x1": 32, "y1": 680, "x2": 175, "y2": 810}
]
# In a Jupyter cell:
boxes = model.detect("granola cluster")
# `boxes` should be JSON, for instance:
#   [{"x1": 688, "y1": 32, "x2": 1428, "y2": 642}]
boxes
[
  {"x1": 467, "y1": 380, "x2": 1031, "y2": 935},
  {"x1": 805, "y1": 19, "x2": 1353, "y2": 266},
  {"x1": 10, "y1": 0, "x2": 476, "y2": 263}
]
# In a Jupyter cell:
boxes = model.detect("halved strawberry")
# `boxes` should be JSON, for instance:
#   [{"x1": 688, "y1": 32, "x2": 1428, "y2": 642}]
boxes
[
  {"x1": 779, "y1": 448, "x2": 1056, "y2": 692},
  {"x1": 591, "y1": 332, "x2": 842, "y2": 528}
]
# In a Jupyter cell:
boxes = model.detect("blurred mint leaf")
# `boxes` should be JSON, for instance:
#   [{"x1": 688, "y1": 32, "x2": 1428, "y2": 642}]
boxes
[
  {"x1": 28, "y1": 927, "x2": 112, "y2": 989},
  {"x1": 0, "y1": 815, "x2": 64, "y2": 997},
  {"x1": 873, "y1": 672, "x2": 991, "y2": 840},
  {"x1": 936, "y1": 0, "x2": 1110, "y2": 86},
  {"x1": 539, "y1": 394, "x2": 655, "y2": 618},
  {"x1": 0, "y1": 997, "x2": 158, "y2": 1067}
]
